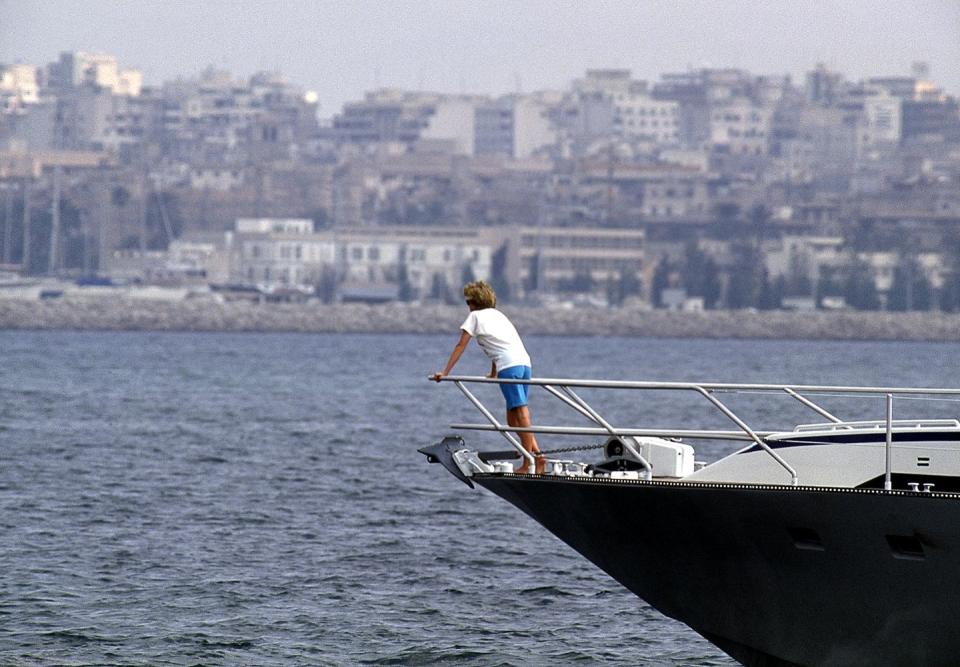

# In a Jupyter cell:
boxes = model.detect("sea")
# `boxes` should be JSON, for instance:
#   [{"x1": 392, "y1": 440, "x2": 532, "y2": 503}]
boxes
[{"x1": 2, "y1": 330, "x2": 959, "y2": 666}]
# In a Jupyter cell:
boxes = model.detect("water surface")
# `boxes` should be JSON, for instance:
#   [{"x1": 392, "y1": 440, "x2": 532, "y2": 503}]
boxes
[{"x1": 2, "y1": 331, "x2": 958, "y2": 664}]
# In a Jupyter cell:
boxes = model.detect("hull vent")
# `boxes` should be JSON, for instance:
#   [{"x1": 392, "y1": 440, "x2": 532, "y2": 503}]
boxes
[
  {"x1": 788, "y1": 527, "x2": 825, "y2": 551},
  {"x1": 886, "y1": 534, "x2": 925, "y2": 561}
]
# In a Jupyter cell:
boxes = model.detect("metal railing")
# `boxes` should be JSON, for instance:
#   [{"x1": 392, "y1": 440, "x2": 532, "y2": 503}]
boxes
[{"x1": 434, "y1": 375, "x2": 960, "y2": 487}]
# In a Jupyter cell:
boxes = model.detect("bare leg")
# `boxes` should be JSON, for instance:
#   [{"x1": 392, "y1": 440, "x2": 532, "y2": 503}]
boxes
[{"x1": 509, "y1": 406, "x2": 543, "y2": 474}]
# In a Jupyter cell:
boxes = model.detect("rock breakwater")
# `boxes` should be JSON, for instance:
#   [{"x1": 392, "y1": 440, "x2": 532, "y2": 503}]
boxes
[{"x1": 2, "y1": 297, "x2": 960, "y2": 341}]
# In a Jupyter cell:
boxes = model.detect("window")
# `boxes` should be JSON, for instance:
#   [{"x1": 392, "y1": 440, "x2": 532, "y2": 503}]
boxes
[
  {"x1": 351, "y1": 247, "x2": 363, "y2": 260},
  {"x1": 368, "y1": 247, "x2": 380, "y2": 260}
]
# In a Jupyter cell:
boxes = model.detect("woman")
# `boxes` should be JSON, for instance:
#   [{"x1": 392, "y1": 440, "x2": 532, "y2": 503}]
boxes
[{"x1": 432, "y1": 280, "x2": 543, "y2": 474}]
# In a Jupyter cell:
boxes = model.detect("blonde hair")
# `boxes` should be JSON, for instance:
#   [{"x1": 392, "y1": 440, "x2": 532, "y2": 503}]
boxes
[{"x1": 463, "y1": 280, "x2": 496, "y2": 309}]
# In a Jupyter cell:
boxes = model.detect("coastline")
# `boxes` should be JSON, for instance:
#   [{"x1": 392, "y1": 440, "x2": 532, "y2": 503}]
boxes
[{"x1": 2, "y1": 297, "x2": 960, "y2": 341}]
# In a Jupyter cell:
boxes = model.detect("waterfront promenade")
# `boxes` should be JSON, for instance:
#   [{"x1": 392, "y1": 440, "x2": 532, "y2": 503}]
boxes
[{"x1": 2, "y1": 298, "x2": 960, "y2": 341}]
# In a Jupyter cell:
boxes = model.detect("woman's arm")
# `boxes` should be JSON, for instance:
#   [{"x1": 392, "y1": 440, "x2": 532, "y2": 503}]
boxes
[{"x1": 432, "y1": 330, "x2": 472, "y2": 381}]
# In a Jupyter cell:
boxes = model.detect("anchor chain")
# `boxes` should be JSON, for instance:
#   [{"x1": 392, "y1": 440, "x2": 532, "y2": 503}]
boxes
[{"x1": 538, "y1": 442, "x2": 606, "y2": 456}]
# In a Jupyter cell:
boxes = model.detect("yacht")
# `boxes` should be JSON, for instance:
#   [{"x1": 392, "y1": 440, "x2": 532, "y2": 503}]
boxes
[{"x1": 421, "y1": 375, "x2": 960, "y2": 666}]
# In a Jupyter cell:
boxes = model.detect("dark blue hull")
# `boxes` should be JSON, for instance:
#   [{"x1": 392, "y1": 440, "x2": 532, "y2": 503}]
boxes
[{"x1": 475, "y1": 475, "x2": 960, "y2": 666}]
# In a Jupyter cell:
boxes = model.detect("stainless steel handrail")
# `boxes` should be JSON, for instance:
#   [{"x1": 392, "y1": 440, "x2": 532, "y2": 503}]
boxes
[
  {"x1": 449, "y1": 424, "x2": 769, "y2": 440},
  {"x1": 439, "y1": 376, "x2": 960, "y2": 396},
  {"x1": 693, "y1": 386, "x2": 798, "y2": 485},
  {"x1": 436, "y1": 375, "x2": 960, "y2": 487},
  {"x1": 783, "y1": 387, "x2": 843, "y2": 424},
  {"x1": 453, "y1": 380, "x2": 536, "y2": 469}
]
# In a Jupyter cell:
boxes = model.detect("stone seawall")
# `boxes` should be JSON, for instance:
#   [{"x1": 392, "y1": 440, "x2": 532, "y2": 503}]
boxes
[{"x1": 3, "y1": 298, "x2": 960, "y2": 341}]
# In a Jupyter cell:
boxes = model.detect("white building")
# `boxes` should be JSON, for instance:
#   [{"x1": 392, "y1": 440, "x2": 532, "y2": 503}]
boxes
[
  {"x1": 420, "y1": 98, "x2": 476, "y2": 155},
  {"x1": 568, "y1": 70, "x2": 681, "y2": 147},
  {"x1": 709, "y1": 96, "x2": 774, "y2": 155},
  {"x1": 613, "y1": 95, "x2": 680, "y2": 144},
  {"x1": 517, "y1": 226, "x2": 646, "y2": 295},
  {"x1": 48, "y1": 52, "x2": 142, "y2": 96},
  {"x1": 858, "y1": 88, "x2": 902, "y2": 151},
  {"x1": 474, "y1": 94, "x2": 558, "y2": 159},
  {"x1": 189, "y1": 166, "x2": 245, "y2": 191},
  {"x1": 336, "y1": 226, "x2": 495, "y2": 295},
  {"x1": 765, "y1": 235, "x2": 845, "y2": 286},
  {"x1": 167, "y1": 234, "x2": 233, "y2": 283},
  {"x1": 230, "y1": 219, "x2": 500, "y2": 299},
  {"x1": 0, "y1": 64, "x2": 40, "y2": 113},
  {"x1": 640, "y1": 172, "x2": 711, "y2": 218},
  {"x1": 236, "y1": 218, "x2": 313, "y2": 234}
]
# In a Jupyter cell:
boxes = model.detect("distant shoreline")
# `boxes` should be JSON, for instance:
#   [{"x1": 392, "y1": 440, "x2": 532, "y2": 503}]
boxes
[{"x1": 3, "y1": 298, "x2": 960, "y2": 342}]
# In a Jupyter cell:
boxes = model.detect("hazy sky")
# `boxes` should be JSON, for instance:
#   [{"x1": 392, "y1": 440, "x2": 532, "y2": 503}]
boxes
[{"x1": 2, "y1": 0, "x2": 958, "y2": 117}]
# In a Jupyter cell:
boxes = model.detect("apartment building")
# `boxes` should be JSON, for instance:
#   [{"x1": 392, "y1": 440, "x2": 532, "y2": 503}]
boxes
[
  {"x1": 516, "y1": 226, "x2": 645, "y2": 295},
  {"x1": 474, "y1": 94, "x2": 557, "y2": 159},
  {"x1": 709, "y1": 96, "x2": 774, "y2": 156},
  {"x1": 158, "y1": 68, "x2": 318, "y2": 162},
  {"x1": 234, "y1": 219, "x2": 336, "y2": 286},
  {"x1": 334, "y1": 225, "x2": 497, "y2": 297},
  {"x1": 0, "y1": 64, "x2": 40, "y2": 113},
  {"x1": 641, "y1": 172, "x2": 712, "y2": 218},
  {"x1": 230, "y1": 219, "x2": 501, "y2": 299},
  {"x1": 47, "y1": 51, "x2": 142, "y2": 96}
]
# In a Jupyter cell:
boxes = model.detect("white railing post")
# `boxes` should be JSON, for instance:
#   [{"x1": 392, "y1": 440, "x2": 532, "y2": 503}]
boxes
[{"x1": 884, "y1": 393, "x2": 893, "y2": 491}]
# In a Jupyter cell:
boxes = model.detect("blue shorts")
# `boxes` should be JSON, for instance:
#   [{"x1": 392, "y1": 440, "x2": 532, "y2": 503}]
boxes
[{"x1": 497, "y1": 365, "x2": 532, "y2": 410}]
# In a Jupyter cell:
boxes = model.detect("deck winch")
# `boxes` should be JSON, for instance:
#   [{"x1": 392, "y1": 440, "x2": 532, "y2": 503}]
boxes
[{"x1": 595, "y1": 436, "x2": 695, "y2": 477}]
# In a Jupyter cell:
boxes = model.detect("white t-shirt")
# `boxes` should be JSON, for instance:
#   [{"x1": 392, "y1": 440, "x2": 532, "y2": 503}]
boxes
[{"x1": 461, "y1": 308, "x2": 531, "y2": 372}]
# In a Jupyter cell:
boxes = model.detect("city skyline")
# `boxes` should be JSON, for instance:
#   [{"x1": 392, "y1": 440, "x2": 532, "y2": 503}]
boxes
[{"x1": 2, "y1": 0, "x2": 959, "y2": 117}]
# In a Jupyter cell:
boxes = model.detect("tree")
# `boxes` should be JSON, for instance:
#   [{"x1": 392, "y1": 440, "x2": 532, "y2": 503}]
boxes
[
  {"x1": 843, "y1": 260, "x2": 880, "y2": 311},
  {"x1": 316, "y1": 265, "x2": 340, "y2": 304},
  {"x1": 560, "y1": 270, "x2": 594, "y2": 294},
  {"x1": 397, "y1": 263, "x2": 414, "y2": 302},
  {"x1": 815, "y1": 271, "x2": 843, "y2": 308},
  {"x1": 605, "y1": 268, "x2": 640, "y2": 307},
  {"x1": 430, "y1": 272, "x2": 451, "y2": 302},
  {"x1": 888, "y1": 259, "x2": 933, "y2": 311},
  {"x1": 748, "y1": 203, "x2": 771, "y2": 245},
  {"x1": 524, "y1": 252, "x2": 540, "y2": 294},
  {"x1": 110, "y1": 186, "x2": 131, "y2": 208},
  {"x1": 941, "y1": 231, "x2": 960, "y2": 311},
  {"x1": 712, "y1": 201, "x2": 741, "y2": 238},
  {"x1": 785, "y1": 246, "x2": 813, "y2": 297},
  {"x1": 651, "y1": 256, "x2": 672, "y2": 308},
  {"x1": 757, "y1": 270, "x2": 783, "y2": 310},
  {"x1": 940, "y1": 272, "x2": 960, "y2": 312},
  {"x1": 489, "y1": 242, "x2": 511, "y2": 304},
  {"x1": 683, "y1": 243, "x2": 722, "y2": 309},
  {"x1": 725, "y1": 242, "x2": 765, "y2": 309},
  {"x1": 460, "y1": 262, "x2": 476, "y2": 286}
]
